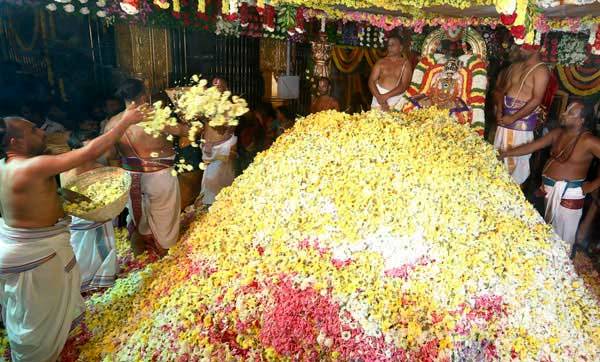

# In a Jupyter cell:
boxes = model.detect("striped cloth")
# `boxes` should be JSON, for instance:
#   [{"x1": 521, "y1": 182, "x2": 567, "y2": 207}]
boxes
[{"x1": 0, "y1": 218, "x2": 85, "y2": 362}]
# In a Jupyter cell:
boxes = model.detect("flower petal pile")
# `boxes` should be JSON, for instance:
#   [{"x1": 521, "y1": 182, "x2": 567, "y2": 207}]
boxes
[
  {"x1": 63, "y1": 176, "x2": 129, "y2": 215},
  {"x1": 60, "y1": 109, "x2": 600, "y2": 360}
]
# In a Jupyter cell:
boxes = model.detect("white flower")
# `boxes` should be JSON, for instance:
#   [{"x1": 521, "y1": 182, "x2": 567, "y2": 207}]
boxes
[
  {"x1": 79, "y1": 0, "x2": 88, "y2": 3},
  {"x1": 63, "y1": 4, "x2": 75, "y2": 12},
  {"x1": 96, "y1": 0, "x2": 106, "y2": 6},
  {"x1": 96, "y1": 10, "x2": 106, "y2": 17},
  {"x1": 120, "y1": 2, "x2": 140, "y2": 15},
  {"x1": 80, "y1": 7, "x2": 90, "y2": 14},
  {"x1": 54, "y1": 0, "x2": 71, "y2": 3},
  {"x1": 46, "y1": 3, "x2": 57, "y2": 11}
]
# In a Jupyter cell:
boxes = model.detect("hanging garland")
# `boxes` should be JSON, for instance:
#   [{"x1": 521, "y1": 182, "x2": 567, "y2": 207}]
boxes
[
  {"x1": 332, "y1": 46, "x2": 365, "y2": 73},
  {"x1": 331, "y1": 45, "x2": 386, "y2": 73},
  {"x1": 45, "y1": 0, "x2": 110, "y2": 18},
  {"x1": 557, "y1": 33, "x2": 588, "y2": 65},
  {"x1": 363, "y1": 47, "x2": 386, "y2": 67},
  {"x1": 357, "y1": 25, "x2": 384, "y2": 48},
  {"x1": 30, "y1": 0, "x2": 600, "y2": 50}
]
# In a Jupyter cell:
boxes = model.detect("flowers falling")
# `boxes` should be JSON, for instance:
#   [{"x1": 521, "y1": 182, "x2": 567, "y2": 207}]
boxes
[
  {"x1": 140, "y1": 75, "x2": 248, "y2": 175},
  {"x1": 2, "y1": 109, "x2": 599, "y2": 361},
  {"x1": 176, "y1": 75, "x2": 248, "y2": 128}
]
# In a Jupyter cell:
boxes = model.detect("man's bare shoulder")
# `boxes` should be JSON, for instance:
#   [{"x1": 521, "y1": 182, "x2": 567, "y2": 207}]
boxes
[
  {"x1": 582, "y1": 131, "x2": 600, "y2": 145},
  {"x1": 104, "y1": 112, "x2": 123, "y2": 132},
  {"x1": 1, "y1": 157, "x2": 49, "y2": 189},
  {"x1": 533, "y1": 63, "x2": 550, "y2": 75},
  {"x1": 507, "y1": 61, "x2": 524, "y2": 72},
  {"x1": 374, "y1": 58, "x2": 389, "y2": 67}
]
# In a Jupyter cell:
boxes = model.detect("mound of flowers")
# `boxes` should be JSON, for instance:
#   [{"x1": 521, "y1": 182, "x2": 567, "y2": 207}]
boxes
[{"x1": 32, "y1": 109, "x2": 600, "y2": 360}]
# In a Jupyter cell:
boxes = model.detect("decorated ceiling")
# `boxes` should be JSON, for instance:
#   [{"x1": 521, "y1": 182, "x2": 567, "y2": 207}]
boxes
[{"x1": 3, "y1": 0, "x2": 599, "y2": 54}]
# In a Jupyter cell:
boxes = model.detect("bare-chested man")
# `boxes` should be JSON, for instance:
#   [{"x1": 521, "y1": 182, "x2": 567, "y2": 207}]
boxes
[
  {"x1": 369, "y1": 35, "x2": 413, "y2": 112},
  {"x1": 200, "y1": 77, "x2": 238, "y2": 206},
  {"x1": 105, "y1": 78, "x2": 188, "y2": 255},
  {"x1": 0, "y1": 105, "x2": 143, "y2": 361},
  {"x1": 494, "y1": 44, "x2": 550, "y2": 185},
  {"x1": 310, "y1": 77, "x2": 340, "y2": 113},
  {"x1": 500, "y1": 101, "x2": 600, "y2": 247}
]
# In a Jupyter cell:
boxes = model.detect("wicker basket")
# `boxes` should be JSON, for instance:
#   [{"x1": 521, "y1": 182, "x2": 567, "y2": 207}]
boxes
[{"x1": 63, "y1": 167, "x2": 131, "y2": 222}]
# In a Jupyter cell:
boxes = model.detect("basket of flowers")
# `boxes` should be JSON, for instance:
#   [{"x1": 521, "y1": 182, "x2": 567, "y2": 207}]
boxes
[{"x1": 62, "y1": 167, "x2": 131, "y2": 222}]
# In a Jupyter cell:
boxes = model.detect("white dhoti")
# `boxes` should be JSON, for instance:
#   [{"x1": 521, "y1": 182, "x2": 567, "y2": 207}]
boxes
[
  {"x1": 494, "y1": 126, "x2": 534, "y2": 185},
  {"x1": 69, "y1": 217, "x2": 118, "y2": 292},
  {"x1": 127, "y1": 167, "x2": 181, "y2": 250},
  {"x1": 0, "y1": 218, "x2": 84, "y2": 362},
  {"x1": 371, "y1": 84, "x2": 403, "y2": 110},
  {"x1": 542, "y1": 177, "x2": 585, "y2": 246},
  {"x1": 201, "y1": 135, "x2": 237, "y2": 205}
]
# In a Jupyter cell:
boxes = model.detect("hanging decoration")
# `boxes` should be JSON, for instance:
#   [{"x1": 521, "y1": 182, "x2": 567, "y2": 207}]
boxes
[
  {"x1": 557, "y1": 33, "x2": 589, "y2": 65},
  {"x1": 357, "y1": 25, "x2": 384, "y2": 48},
  {"x1": 332, "y1": 47, "x2": 365, "y2": 73},
  {"x1": 331, "y1": 46, "x2": 386, "y2": 73},
  {"x1": 275, "y1": 4, "x2": 295, "y2": 36},
  {"x1": 239, "y1": 2, "x2": 262, "y2": 37},
  {"x1": 120, "y1": 0, "x2": 140, "y2": 14},
  {"x1": 153, "y1": 0, "x2": 169, "y2": 9},
  {"x1": 589, "y1": 23, "x2": 600, "y2": 55},
  {"x1": 262, "y1": 4, "x2": 275, "y2": 32},
  {"x1": 44, "y1": 0, "x2": 109, "y2": 17},
  {"x1": 294, "y1": 6, "x2": 304, "y2": 34},
  {"x1": 215, "y1": 16, "x2": 240, "y2": 36},
  {"x1": 33, "y1": 0, "x2": 600, "y2": 50},
  {"x1": 557, "y1": 64, "x2": 600, "y2": 96}
]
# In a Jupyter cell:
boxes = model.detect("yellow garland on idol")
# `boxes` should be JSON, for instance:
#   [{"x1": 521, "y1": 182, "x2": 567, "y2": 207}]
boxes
[{"x1": 65, "y1": 109, "x2": 599, "y2": 361}]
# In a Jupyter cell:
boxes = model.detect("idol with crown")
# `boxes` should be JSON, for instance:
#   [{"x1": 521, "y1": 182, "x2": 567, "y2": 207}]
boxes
[{"x1": 395, "y1": 27, "x2": 488, "y2": 136}]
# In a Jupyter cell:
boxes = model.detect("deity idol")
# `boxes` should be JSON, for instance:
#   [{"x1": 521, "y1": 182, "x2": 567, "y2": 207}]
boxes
[{"x1": 395, "y1": 28, "x2": 488, "y2": 136}]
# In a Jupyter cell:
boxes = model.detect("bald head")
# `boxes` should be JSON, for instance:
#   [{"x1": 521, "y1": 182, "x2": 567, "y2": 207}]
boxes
[
  {"x1": 0, "y1": 116, "x2": 45, "y2": 157},
  {"x1": 561, "y1": 101, "x2": 588, "y2": 130}
]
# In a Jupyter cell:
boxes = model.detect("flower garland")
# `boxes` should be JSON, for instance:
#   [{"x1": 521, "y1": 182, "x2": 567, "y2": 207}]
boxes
[
  {"x1": 589, "y1": 23, "x2": 600, "y2": 55},
  {"x1": 47, "y1": 108, "x2": 600, "y2": 361},
  {"x1": 215, "y1": 16, "x2": 241, "y2": 37},
  {"x1": 37, "y1": 0, "x2": 600, "y2": 43},
  {"x1": 557, "y1": 64, "x2": 600, "y2": 96},
  {"x1": 271, "y1": 0, "x2": 495, "y2": 18},
  {"x1": 45, "y1": 0, "x2": 109, "y2": 18},
  {"x1": 357, "y1": 25, "x2": 384, "y2": 48},
  {"x1": 557, "y1": 33, "x2": 588, "y2": 65}
]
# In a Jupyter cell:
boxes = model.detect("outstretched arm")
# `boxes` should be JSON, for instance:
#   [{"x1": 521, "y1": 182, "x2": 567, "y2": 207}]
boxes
[
  {"x1": 25, "y1": 104, "x2": 144, "y2": 178},
  {"x1": 499, "y1": 67, "x2": 549, "y2": 126},
  {"x1": 500, "y1": 128, "x2": 558, "y2": 158}
]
